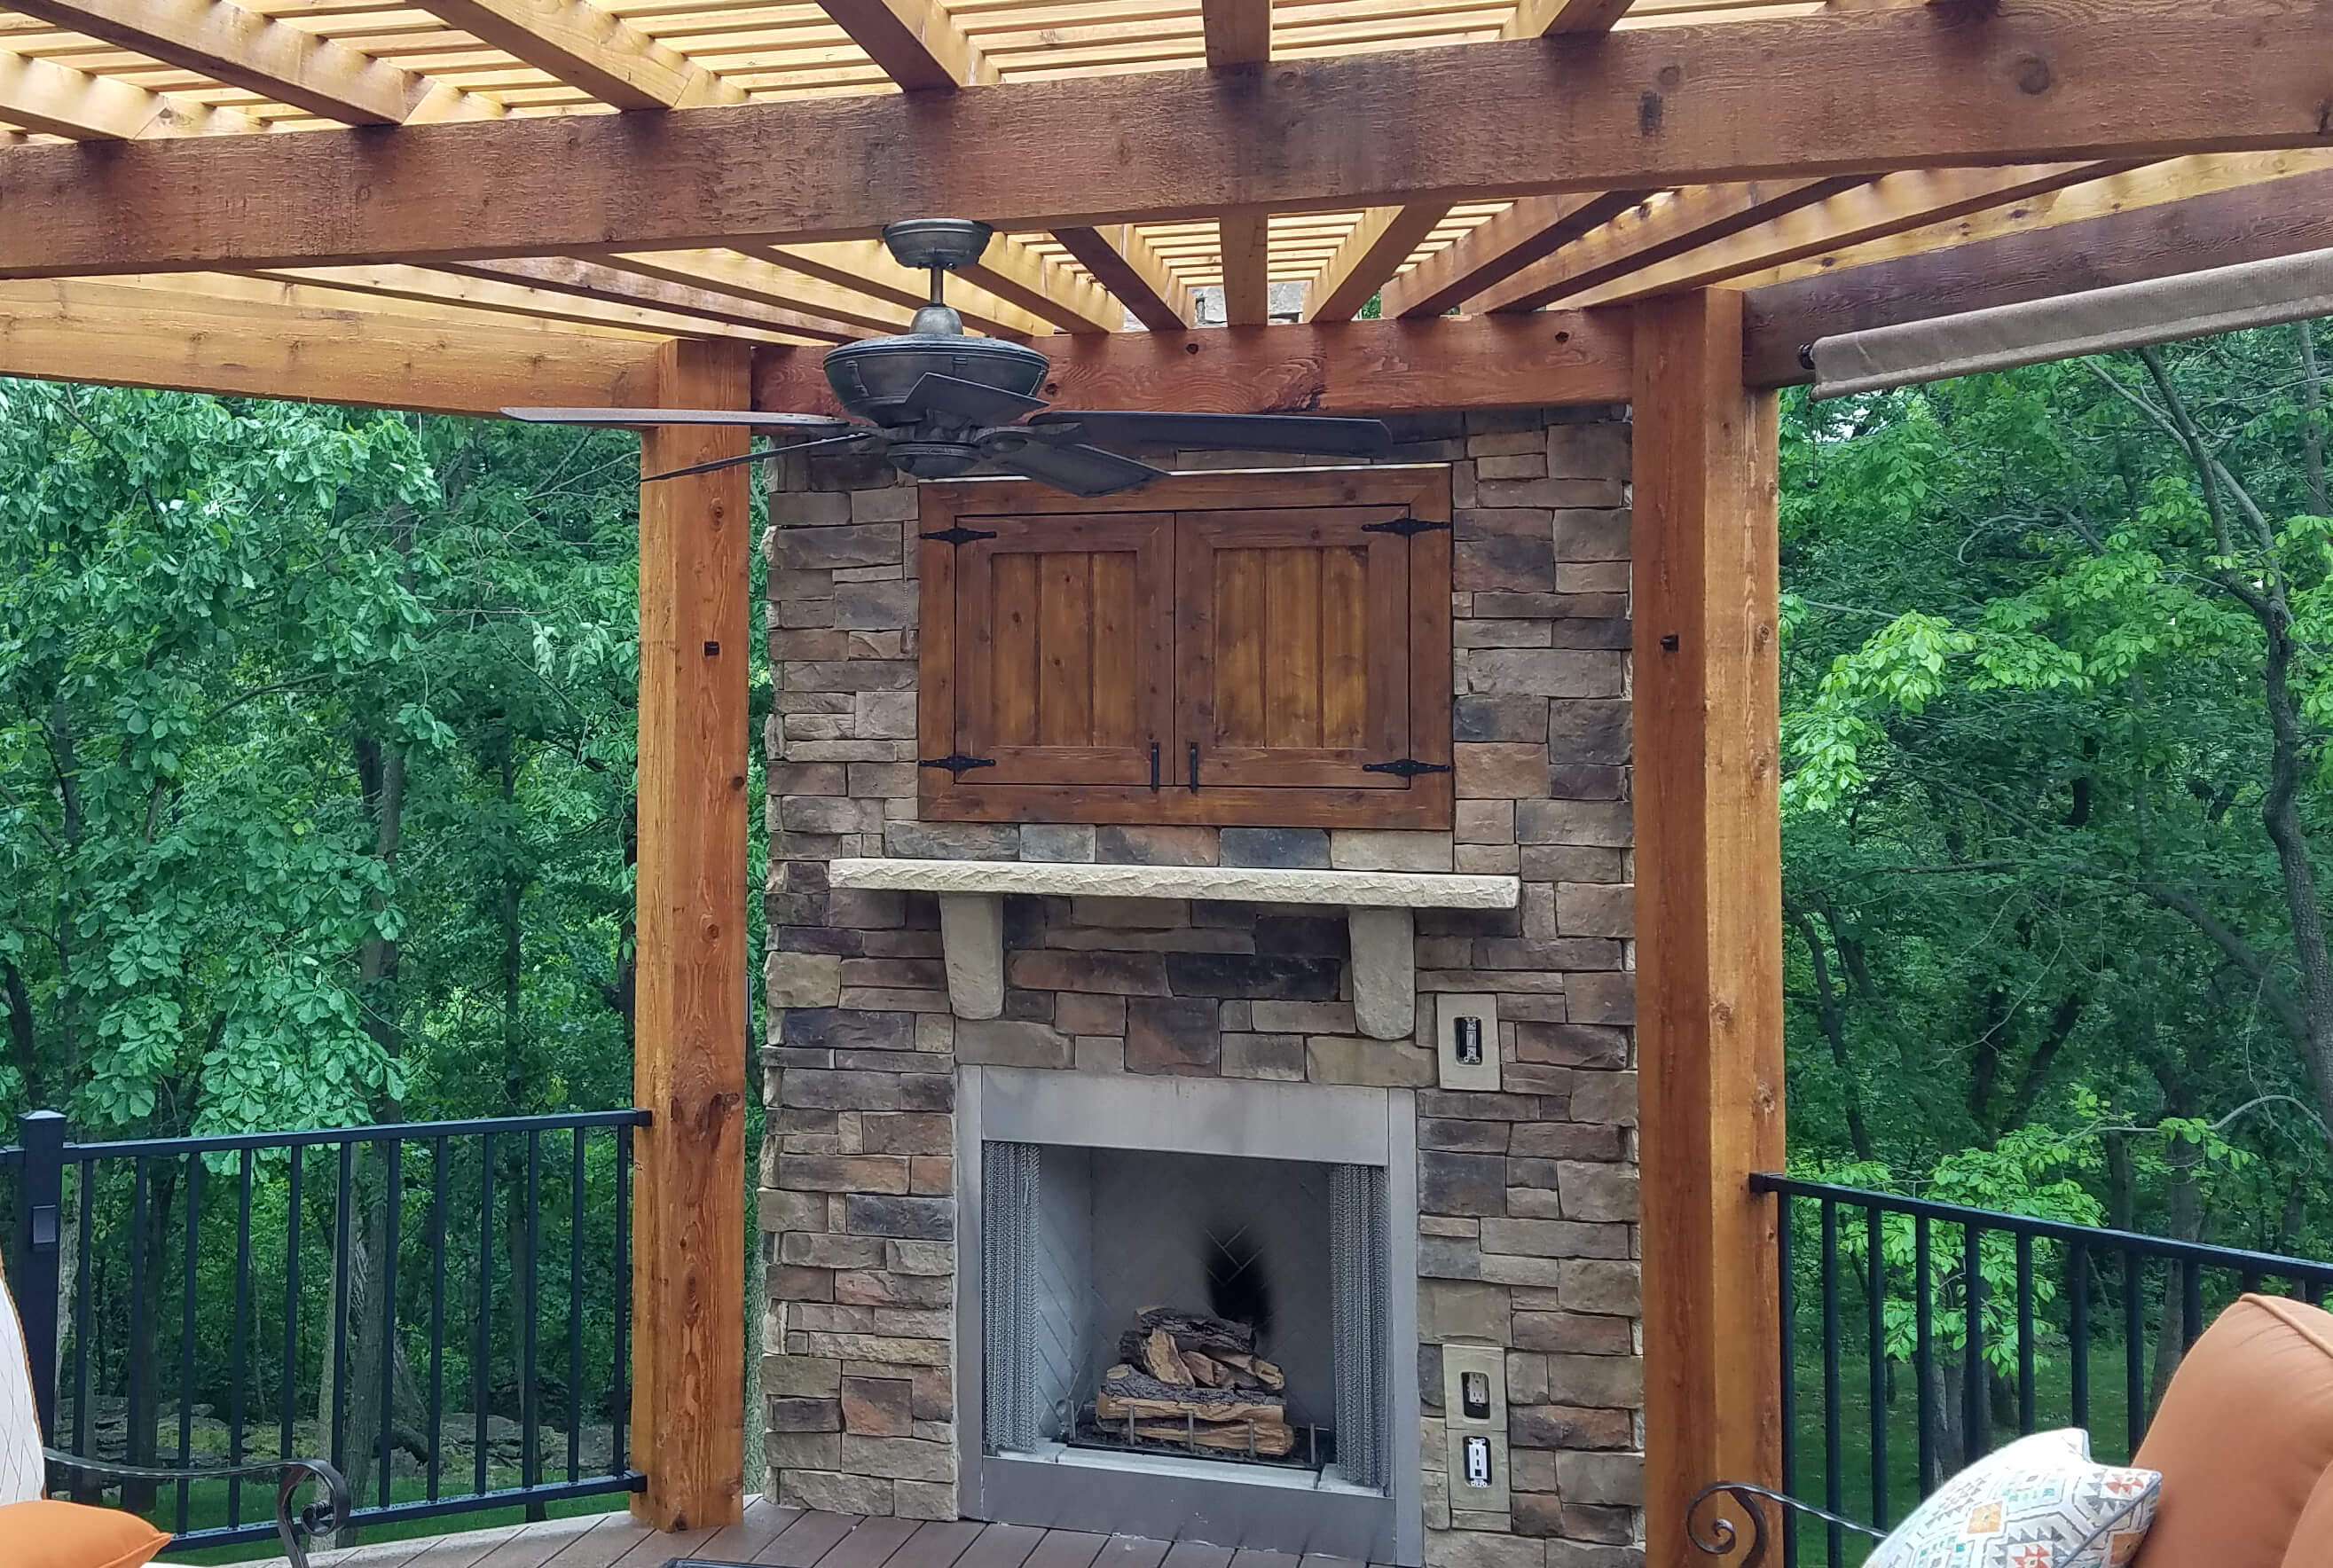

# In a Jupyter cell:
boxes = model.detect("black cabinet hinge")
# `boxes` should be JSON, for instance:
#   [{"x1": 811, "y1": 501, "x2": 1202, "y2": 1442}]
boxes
[
  {"x1": 1361, "y1": 515, "x2": 1452, "y2": 537},
  {"x1": 920, "y1": 525, "x2": 998, "y2": 545},
  {"x1": 918, "y1": 753, "x2": 996, "y2": 777},
  {"x1": 1363, "y1": 757, "x2": 1453, "y2": 778}
]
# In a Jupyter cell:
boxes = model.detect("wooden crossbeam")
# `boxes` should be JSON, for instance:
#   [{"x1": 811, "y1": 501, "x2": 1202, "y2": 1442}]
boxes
[
  {"x1": 1219, "y1": 213, "x2": 1270, "y2": 323},
  {"x1": 1742, "y1": 161, "x2": 2333, "y2": 386},
  {"x1": 1202, "y1": 0, "x2": 1270, "y2": 66},
  {"x1": 813, "y1": 0, "x2": 995, "y2": 89},
  {"x1": 2, "y1": 0, "x2": 486, "y2": 123},
  {"x1": 597, "y1": 248, "x2": 910, "y2": 335},
  {"x1": 0, "y1": 277, "x2": 660, "y2": 412},
  {"x1": 744, "y1": 239, "x2": 1056, "y2": 337},
  {"x1": 1377, "y1": 192, "x2": 1653, "y2": 319},
  {"x1": 247, "y1": 263, "x2": 813, "y2": 341},
  {"x1": 1303, "y1": 203, "x2": 1451, "y2": 322},
  {"x1": 1471, "y1": 177, "x2": 1865, "y2": 312},
  {"x1": 415, "y1": 0, "x2": 744, "y2": 107},
  {"x1": 11, "y1": 1, "x2": 2333, "y2": 278},
  {"x1": 0, "y1": 44, "x2": 261, "y2": 136},
  {"x1": 1049, "y1": 224, "x2": 1194, "y2": 330},
  {"x1": 445, "y1": 255, "x2": 859, "y2": 341},
  {"x1": 956, "y1": 238, "x2": 1123, "y2": 333},
  {"x1": 1504, "y1": 0, "x2": 1633, "y2": 35},
  {"x1": 754, "y1": 310, "x2": 1631, "y2": 414},
  {"x1": 1546, "y1": 161, "x2": 2123, "y2": 308}
]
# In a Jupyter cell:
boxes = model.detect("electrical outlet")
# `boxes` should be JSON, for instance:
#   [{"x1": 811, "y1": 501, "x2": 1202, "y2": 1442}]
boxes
[
  {"x1": 1436, "y1": 992, "x2": 1500, "y2": 1091},
  {"x1": 1441, "y1": 1341, "x2": 1509, "y2": 1514}
]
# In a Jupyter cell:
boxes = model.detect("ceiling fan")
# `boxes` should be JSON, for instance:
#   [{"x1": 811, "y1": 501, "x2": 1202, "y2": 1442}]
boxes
[{"x1": 504, "y1": 218, "x2": 1392, "y2": 497}]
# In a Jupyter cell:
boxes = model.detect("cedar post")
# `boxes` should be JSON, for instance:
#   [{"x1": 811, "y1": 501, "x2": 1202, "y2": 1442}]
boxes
[
  {"x1": 632, "y1": 338, "x2": 752, "y2": 1532},
  {"x1": 1630, "y1": 289, "x2": 1787, "y2": 1564}
]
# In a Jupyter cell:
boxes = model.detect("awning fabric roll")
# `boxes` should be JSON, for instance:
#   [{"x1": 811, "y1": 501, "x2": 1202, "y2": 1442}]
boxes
[{"x1": 1810, "y1": 247, "x2": 2333, "y2": 399}]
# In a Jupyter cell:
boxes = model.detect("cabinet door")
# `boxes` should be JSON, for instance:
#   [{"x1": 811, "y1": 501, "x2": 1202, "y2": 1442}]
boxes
[
  {"x1": 949, "y1": 513, "x2": 1174, "y2": 787},
  {"x1": 1174, "y1": 506, "x2": 1417, "y2": 790}
]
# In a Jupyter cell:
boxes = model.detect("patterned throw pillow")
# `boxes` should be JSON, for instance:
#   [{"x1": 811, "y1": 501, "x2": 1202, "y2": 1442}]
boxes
[{"x1": 1866, "y1": 1429, "x2": 2159, "y2": 1568}]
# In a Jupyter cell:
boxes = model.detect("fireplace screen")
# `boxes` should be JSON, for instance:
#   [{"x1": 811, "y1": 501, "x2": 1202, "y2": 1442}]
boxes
[{"x1": 980, "y1": 1141, "x2": 1391, "y2": 1491}]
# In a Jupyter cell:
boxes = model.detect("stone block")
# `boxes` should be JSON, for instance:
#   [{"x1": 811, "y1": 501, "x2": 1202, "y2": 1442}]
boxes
[
  {"x1": 1481, "y1": 1218, "x2": 1631, "y2": 1259},
  {"x1": 1515, "y1": 800, "x2": 1633, "y2": 848},
  {"x1": 1455, "y1": 535, "x2": 1557, "y2": 593},
  {"x1": 856, "y1": 692, "x2": 919, "y2": 739},
  {"x1": 774, "y1": 524, "x2": 899, "y2": 571},
  {"x1": 1480, "y1": 1253, "x2": 1567, "y2": 1287},
  {"x1": 1420, "y1": 1117, "x2": 1512, "y2": 1153},
  {"x1": 1457, "y1": 845, "x2": 1521, "y2": 874},
  {"x1": 954, "y1": 1018, "x2": 1072, "y2": 1069},
  {"x1": 763, "y1": 1353, "x2": 842, "y2": 1397},
  {"x1": 1096, "y1": 825, "x2": 1218, "y2": 865},
  {"x1": 1222, "y1": 1032, "x2": 1307, "y2": 1080},
  {"x1": 1455, "y1": 743, "x2": 1551, "y2": 799},
  {"x1": 1546, "y1": 700, "x2": 1632, "y2": 767},
  {"x1": 1556, "y1": 1163, "x2": 1638, "y2": 1221},
  {"x1": 1551, "y1": 510, "x2": 1630, "y2": 561},
  {"x1": 1254, "y1": 914, "x2": 1348, "y2": 956},
  {"x1": 1421, "y1": 1151, "x2": 1509, "y2": 1217},
  {"x1": 1565, "y1": 972, "x2": 1637, "y2": 1026},
  {"x1": 766, "y1": 951, "x2": 843, "y2": 1009},
  {"x1": 1513, "y1": 1311, "x2": 1635, "y2": 1357},
  {"x1": 1457, "y1": 801, "x2": 1517, "y2": 844},
  {"x1": 884, "y1": 821, "x2": 1023, "y2": 859},
  {"x1": 842, "y1": 1434, "x2": 956, "y2": 1483},
  {"x1": 836, "y1": 1270, "x2": 952, "y2": 1309},
  {"x1": 844, "y1": 1194, "x2": 954, "y2": 1240},
  {"x1": 893, "y1": 1480, "x2": 958, "y2": 1520},
  {"x1": 1512, "y1": 1491, "x2": 1566, "y2": 1539},
  {"x1": 782, "y1": 1233, "x2": 886, "y2": 1269},
  {"x1": 886, "y1": 1240, "x2": 953, "y2": 1277},
  {"x1": 1330, "y1": 830, "x2": 1455, "y2": 871},
  {"x1": 1512, "y1": 1023, "x2": 1628, "y2": 1069},
  {"x1": 1546, "y1": 421, "x2": 1630, "y2": 478},
  {"x1": 1165, "y1": 952, "x2": 1341, "y2": 1000},
  {"x1": 1455, "y1": 695, "x2": 1551, "y2": 743},
  {"x1": 1555, "y1": 1451, "x2": 1644, "y2": 1506},
  {"x1": 861, "y1": 1113, "x2": 953, "y2": 1156},
  {"x1": 1558, "y1": 883, "x2": 1635, "y2": 938},
  {"x1": 1220, "y1": 827, "x2": 1332, "y2": 867},
  {"x1": 1055, "y1": 992, "x2": 1127, "y2": 1035},
  {"x1": 841, "y1": 1375, "x2": 914, "y2": 1437},
  {"x1": 1510, "y1": 1404, "x2": 1633, "y2": 1450},
  {"x1": 782, "y1": 1070, "x2": 903, "y2": 1112},
  {"x1": 768, "y1": 1396, "x2": 842, "y2": 1432},
  {"x1": 1544, "y1": 1354, "x2": 1645, "y2": 1408},
  {"x1": 759, "y1": 1188, "x2": 829, "y2": 1235},
  {"x1": 767, "y1": 1431, "x2": 842, "y2": 1470},
  {"x1": 1069, "y1": 897, "x2": 1185, "y2": 928},
  {"x1": 1418, "y1": 1236, "x2": 1484, "y2": 1280},
  {"x1": 1008, "y1": 949, "x2": 1169, "y2": 994},
  {"x1": 1126, "y1": 996, "x2": 1221, "y2": 1075},
  {"x1": 1570, "y1": 1071, "x2": 1638, "y2": 1126},
  {"x1": 1021, "y1": 824, "x2": 1096, "y2": 861},
  {"x1": 1253, "y1": 999, "x2": 1357, "y2": 1033},
  {"x1": 1306, "y1": 1036, "x2": 1437, "y2": 1087},
  {"x1": 1559, "y1": 1261, "x2": 1641, "y2": 1316},
  {"x1": 833, "y1": 580, "x2": 918, "y2": 630},
  {"x1": 1419, "y1": 1280, "x2": 1512, "y2": 1343},
  {"x1": 780, "y1": 1156, "x2": 910, "y2": 1195},
  {"x1": 1465, "y1": 649, "x2": 1626, "y2": 699},
  {"x1": 1075, "y1": 1035, "x2": 1126, "y2": 1073},
  {"x1": 1423, "y1": 1528, "x2": 1544, "y2": 1568},
  {"x1": 779, "y1": 1469, "x2": 896, "y2": 1515}
]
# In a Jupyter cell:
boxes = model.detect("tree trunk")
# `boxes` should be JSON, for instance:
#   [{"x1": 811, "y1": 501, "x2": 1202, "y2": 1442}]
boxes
[
  {"x1": 1789, "y1": 905, "x2": 1874, "y2": 1161},
  {"x1": 2148, "y1": 1129, "x2": 2203, "y2": 1409}
]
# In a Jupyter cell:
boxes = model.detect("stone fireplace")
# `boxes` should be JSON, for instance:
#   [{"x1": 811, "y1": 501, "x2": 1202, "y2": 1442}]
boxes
[{"x1": 758, "y1": 408, "x2": 1644, "y2": 1568}]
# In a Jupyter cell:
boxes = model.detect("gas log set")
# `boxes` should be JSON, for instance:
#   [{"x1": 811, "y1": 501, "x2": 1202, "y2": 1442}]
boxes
[{"x1": 1088, "y1": 1307, "x2": 1295, "y2": 1458}]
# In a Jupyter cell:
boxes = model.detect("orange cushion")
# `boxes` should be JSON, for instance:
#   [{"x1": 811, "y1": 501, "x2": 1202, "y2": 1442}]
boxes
[
  {"x1": 2133, "y1": 1294, "x2": 2333, "y2": 1568},
  {"x1": 0, "y1": 1500, "x2": 169, "y2": 1568},
  {"x1": 2282, "y1": 1464, "x2": 2333, "y2": 1568}
]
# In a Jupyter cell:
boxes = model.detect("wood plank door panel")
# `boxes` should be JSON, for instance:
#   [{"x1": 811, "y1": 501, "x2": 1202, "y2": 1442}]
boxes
[
  {"x1": 954, "y1": 513, "x2": 1174, "y2": 786},
  {"x1": 1175, "y1": 506, "x2": 1412, "y2": 789}
]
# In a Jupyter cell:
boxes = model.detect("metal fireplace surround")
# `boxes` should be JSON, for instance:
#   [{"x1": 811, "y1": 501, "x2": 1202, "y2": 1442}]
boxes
[{"x1": 956, "y1": 1068, "x2": 1423, "y2": 1561}]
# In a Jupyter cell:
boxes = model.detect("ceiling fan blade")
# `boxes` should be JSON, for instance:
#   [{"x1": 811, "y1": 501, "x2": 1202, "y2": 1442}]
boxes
[
  {"x1": 978, "y1": 434, "x2": 1166, "y2": 498},
  {"x1": 503, "y1": 406, "x2": 860, "y2": 435},
  {"x1": 645, "y1": 433, "x2": 874, "y2": 483},
  {"x1": 1026, "y1": 410, "x2": 1392, "y2": 457},
  {"x1": 900, "y1": 373, "x2": 1050, "y2": 427}
]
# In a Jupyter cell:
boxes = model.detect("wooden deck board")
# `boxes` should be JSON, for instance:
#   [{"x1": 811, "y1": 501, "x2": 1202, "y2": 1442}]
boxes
[{"x1": 175, "y1": 1503, "x2": 1193, "y2": 1568}]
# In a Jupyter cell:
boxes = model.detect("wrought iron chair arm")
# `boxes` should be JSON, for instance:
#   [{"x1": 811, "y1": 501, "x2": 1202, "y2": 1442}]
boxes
[
  {"x1": 1687, "y1": 1481, "x2": 1889, "y2": 1567},
  {"x1": 43, "y1": 1450, "x2": 350, "y2": 1568}
]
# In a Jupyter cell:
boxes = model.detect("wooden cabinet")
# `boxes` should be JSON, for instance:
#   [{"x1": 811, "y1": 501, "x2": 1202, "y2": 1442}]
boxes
[{"x1": 917, "y1": 467, "x2": 1452, "y2": 827}]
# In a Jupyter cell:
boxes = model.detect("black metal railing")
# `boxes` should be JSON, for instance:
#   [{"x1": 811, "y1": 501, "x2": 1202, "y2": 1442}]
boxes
[
  {"x1": 0, "y1": 1108, "x2": 648, "y2": 1550},
  {"x1": 1753, "y1": 1173, "x2": 2333, "y2": 1567}
]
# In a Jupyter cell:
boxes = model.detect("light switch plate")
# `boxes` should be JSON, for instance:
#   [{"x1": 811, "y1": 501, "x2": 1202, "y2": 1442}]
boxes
[
  {"x1": 1441, "y1": 1340, "x2": 1509, "y2": 1516},
  {"x1": 1436, "y1": 992, "x2": 1501, "y2": 1091}
]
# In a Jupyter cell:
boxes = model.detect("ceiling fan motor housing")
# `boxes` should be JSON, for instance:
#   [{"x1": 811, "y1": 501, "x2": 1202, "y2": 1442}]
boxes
[{"x1": 822, "y1": 333, "x2": 1052, "y2": 427}]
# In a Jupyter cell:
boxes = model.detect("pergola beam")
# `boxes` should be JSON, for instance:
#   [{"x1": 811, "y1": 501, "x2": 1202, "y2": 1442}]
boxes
[
  {"x1": 754, "y1": 309, "x2": 1630, "y2": 413},
  {"x1": 813, "y1": 0, "x2": 996, "y2": 89},
  {"x1": 447, "y1": 255, "x2": 860, "y2": 341},
  {"x1": 746, "y1": 239, "x2": 1057, "y2": 337},
  {"x1": 1219, "y1": 213, "x2": 1270, "y2": 324},
  {"x1": 1377, "y1": 192, "x2": 1653, "y2": 319},
  {"x1": 0, "y1": 45, "x2": 261, "y2": 137},
  {"x1": 0, "y1": 277, "x2": 661, "y2": 412},
  {"x1": 1201, "y1": 0, "x2": 1270, "y2": 66},
  {"x1": 1303, "y1": 203, "x2": 1449, "y2": 322},
  {"x1": 2, "y1": 0, "x2": 479, "y2": 123},
  {"x1": 1504, "y1": 0, "x2": 1632, "y2": 35},
  {"x1": 1741, "y1": 162, "x2": 2333, "y2": 386},
  {"x1": 1050, "y1": 224, "x2": 1194, "y2": 330},
  {"x1": 955, "y1": 238, "x2": 1124, "y2": 333},
  {"x1": 415, "y1": 0, "x2": 744, "y2": 107}
]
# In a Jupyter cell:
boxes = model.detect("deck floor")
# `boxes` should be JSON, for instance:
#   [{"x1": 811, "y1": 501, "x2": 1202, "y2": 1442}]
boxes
[{"x1": 177, "y1": 1498, "x2": 1387, "y2": 1568}]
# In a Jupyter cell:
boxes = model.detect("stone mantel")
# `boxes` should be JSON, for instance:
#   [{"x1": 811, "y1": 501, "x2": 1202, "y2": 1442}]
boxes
[{"x1": 825, "y1": 857, "x2": 1522, "y2": 1039}]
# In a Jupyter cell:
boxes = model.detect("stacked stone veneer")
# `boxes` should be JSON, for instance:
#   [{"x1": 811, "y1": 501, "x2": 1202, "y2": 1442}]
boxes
[{"x1": 758, "y1": 410, "x2": 1644, "y2": 1568}]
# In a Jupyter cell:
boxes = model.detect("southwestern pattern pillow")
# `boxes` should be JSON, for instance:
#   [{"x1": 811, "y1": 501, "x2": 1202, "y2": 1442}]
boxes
[{"x1": 1866, "y1": 1430, "x2": 2159, "y2": 1568}]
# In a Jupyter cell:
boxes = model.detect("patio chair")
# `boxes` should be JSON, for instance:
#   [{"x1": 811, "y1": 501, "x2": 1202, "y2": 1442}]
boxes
[{"x1": 0, "y1": 1254, "x2": 349, "y2": 1568}]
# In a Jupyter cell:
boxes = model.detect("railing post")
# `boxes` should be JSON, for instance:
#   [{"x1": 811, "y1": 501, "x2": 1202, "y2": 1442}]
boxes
[{"x1": 14, "y1": 1109, "x2": 68, "y2": 1435}]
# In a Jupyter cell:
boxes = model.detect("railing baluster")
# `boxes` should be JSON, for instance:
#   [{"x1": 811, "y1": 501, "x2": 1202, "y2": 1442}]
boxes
[
  {"x1": 230, "y1": 1149, "x2": 253, "y2": 1527},
  {"x1": 476, "y1": 1130, "x2": 493, "y2": 1498},
  {"x1": 128, "y1": 1156, "x2": 149, "y2": 1520},
  {"x1": 568, "y1": 1128, "x2": 585, "y2": 1485},
  {"x1": 428, "y1": 1135, "x2": 448, "y2": 1504},
  {"x1": 1867, "y1": 1201, "x2": 1887, "y2": 1532},
  {"x1": 1820, "y1": 1199, "x2": 1842, "y2": 1568},
  {"x1": 2181, "y1": 1258, "x2": 2203, "y2": 1353},
  {"x1": 2069, "y1": 1239, "x2": 2089, "y2": 1435},
  {"x1": 1914, "y1": 1213, "x2": 1934, "y2": 1495},
  {"x1": 615, "y1": 1121, "x2": 632, "y2": 1479},
  {"x1": 523, "y1": 1128, "x2": 542, "y2": 1516},
  {"x1": 1777, "y1": 1190, "x2": 1798, "y2": 1568},
  {"x1": 380, "y1": 1137, "x2": 402, "y2": 1511},
  {"x1": 283, "y1": 1149, "x2": 302, "y2": 1466},
  {"x1": 2124, "y1": 1246, "x2": 2146, "y2": 1454},
  {"x1": 331, "y1": 1140, "x2": 354, "y2": 1483},
  {"x1": 1963, "y1": 1221, "x2": 1985, "y2": 1463},
  {"x1": 177, "y1": 1153, "x2": 202, "y2": 1533},
  {"x1": 72, "y1": 1158, "x2": 94, "y2": 1478},
  {"x1": 2015, "y1": 1231, "x2": 2035, "y2": 1434}
]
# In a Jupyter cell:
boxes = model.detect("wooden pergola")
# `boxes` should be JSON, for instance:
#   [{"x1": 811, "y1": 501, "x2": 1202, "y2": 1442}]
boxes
[{"x1": 3, "y1": 0, "x2": 2328, "y2": 1555}]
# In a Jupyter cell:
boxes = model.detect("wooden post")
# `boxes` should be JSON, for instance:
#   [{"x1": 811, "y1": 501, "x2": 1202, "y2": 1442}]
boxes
[
  {"x1": 1631, "y1": 289, "x2": 1787, "y2": 1564},
  {"x1": 632, "y1": 338, "x2": 752, "y2": 1533}
]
